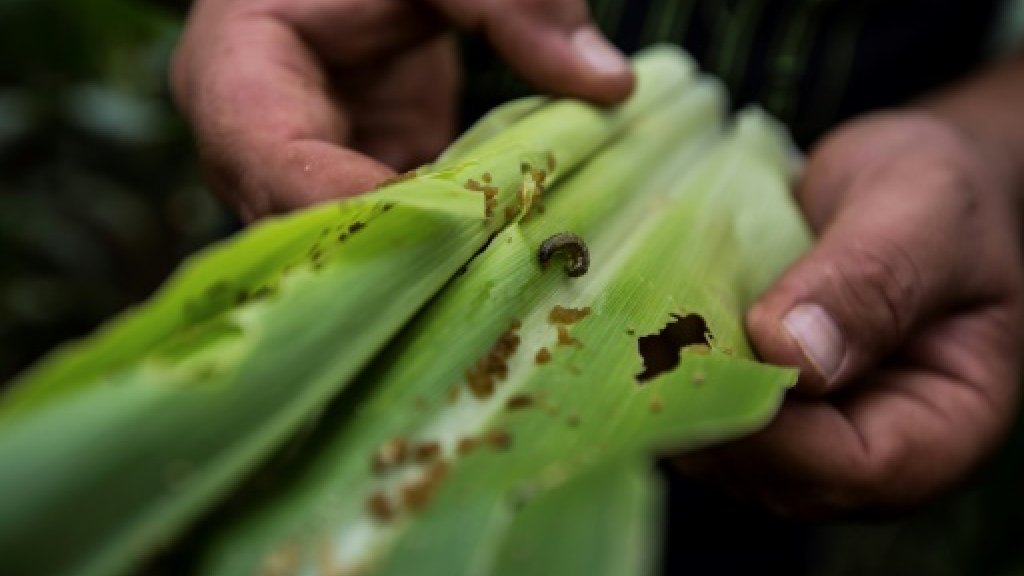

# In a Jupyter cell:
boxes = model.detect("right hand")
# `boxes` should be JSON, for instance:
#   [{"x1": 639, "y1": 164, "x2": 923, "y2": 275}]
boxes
[{"x1": 171, "y1": 0, "x2": 634, "y2": 221}]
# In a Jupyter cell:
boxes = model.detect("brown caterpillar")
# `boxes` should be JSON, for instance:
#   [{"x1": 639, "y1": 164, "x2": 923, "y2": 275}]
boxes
[{"x1": 537, "y1": 232, "x2": 589, "y2": 278}]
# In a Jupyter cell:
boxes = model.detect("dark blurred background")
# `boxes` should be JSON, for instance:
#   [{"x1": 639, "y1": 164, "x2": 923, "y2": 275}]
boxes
[{"x1": 0, "y1": 1, "x2": 1021, "y2": 574}]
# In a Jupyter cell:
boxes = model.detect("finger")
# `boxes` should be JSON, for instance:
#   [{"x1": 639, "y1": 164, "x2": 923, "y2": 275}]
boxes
[
  {"x1": 269, "y1": 0, "x2": 446, "y2": 66},
  {"x1": 172, "y1": 7, "x2": 396, "y2": 218},
  {"x1": 430, "y1": 0, "x2": 634, "y2": 104},
  {"x1": 682, "y1": 303, "x2": 1022, "y2": 518},
  {"x1": 746, "y1": 128, "x2": 984, "y2": 394}
]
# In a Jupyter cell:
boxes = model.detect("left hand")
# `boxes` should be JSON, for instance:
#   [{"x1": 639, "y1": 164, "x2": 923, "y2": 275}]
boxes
[{"x1": 678, "y1": 111, "x2": 1024, "y2": 518}]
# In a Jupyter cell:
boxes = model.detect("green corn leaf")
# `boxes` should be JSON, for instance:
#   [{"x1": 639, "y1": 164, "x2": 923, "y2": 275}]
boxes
[
  {"x1": 0, "y1": 47, "x2": 701, "y2": 576},
  {"x1": 491, "y1": 459, "x2": 662, "y2": 576},
  {"x1": 180, "y1": 90, "x2": 811, "y2": 575}
]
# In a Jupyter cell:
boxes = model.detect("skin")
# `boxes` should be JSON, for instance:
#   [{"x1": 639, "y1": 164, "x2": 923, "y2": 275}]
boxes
[{"x1": 172, "y1": 0, "x2": 1024, "y2": 517}]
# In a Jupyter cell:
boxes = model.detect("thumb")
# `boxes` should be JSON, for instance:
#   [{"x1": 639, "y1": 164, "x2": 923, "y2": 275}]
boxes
[
  {"x1": 746, "y1": 181, "x2": 960, "y2": 396},
  {"x1": 432, "y1": 0, "x2": 634, "y2": 104}
]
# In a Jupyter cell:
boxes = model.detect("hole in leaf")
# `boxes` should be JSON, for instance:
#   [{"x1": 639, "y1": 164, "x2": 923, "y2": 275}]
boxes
[{"x1": 635, "y1": 313, "x2": 710, "y2": 383}]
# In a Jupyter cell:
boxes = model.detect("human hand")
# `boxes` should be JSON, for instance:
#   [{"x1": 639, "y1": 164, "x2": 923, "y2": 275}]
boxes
[
  {"x1": 679, "y1": 111, "x2": 1024, "y2": 518},
  {"x1": 170, "y1": 0, "x2": 633, "y2": 220}
]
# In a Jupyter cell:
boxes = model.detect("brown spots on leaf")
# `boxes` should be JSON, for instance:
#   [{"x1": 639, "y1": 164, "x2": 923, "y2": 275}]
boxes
[
  {"x1": 446, "y1": 384, "x2": 461, "y2": 404},
  {"x1": 504, "y1": 205, "x2": 519, "y2": 220},
  {"x1": 548, "y1": 305, "x2": 591, "y2": 325},
  {"x1": 530, "y1": 168, "x2": 547, "y2": 187},
  {"x1": 506, "y1": 393, "x2": 534, "y2": 410},
  {"x1": 371, "y1": 438, "x2": 408, "y2": 474},
  {"x1": 465, "y1": 321, "x2": 521, "y2": 399},
  {"x1": 412, "y1": 441, "x2": 441, "y2": 464},
  {"x1": 535, "y1": 347, "x2": 552, "y2": 365},
  {"x1": 348, "y1": 222, "x2": 365, "y2": 234},
  {"x1": 482, "y1": 186, "x2": 498, "y2": 218},
  {"x1": 566, "y1": 414, "x2": 581, "y2": 428},
  {"x1": 367, "y1": 491, "x2": 396, "y2": 522},
  {"x1": 457, "y1": 437, "x2": 478, "y2": 456},
  {"x1": 649, "y1": 397, "x2": 663, "y2": 414},
  {"x1": 485, "y1": 429, "x2": 512, "y2": 451},
  {"x1": 546, "y1": 151, "x2": 556, "y2": 172},
  {"x1": 692, "y1": 371, "x2": 706, "y2": 385},
  {"x1": 402, "y1": 462, "x2": 449, "y2": 511},
  {"x1": 482, "y1": 172, "x2": 493, "y2": 184},
  {"x1": 556, "y1": 326, "x2": 581, "y2": 348},
  {"x1": 465, "y1": 178, "x2": 500, "y2": 218}
]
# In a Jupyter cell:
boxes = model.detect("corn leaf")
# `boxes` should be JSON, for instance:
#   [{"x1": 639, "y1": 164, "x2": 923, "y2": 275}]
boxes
[
  {"x1": 0, "y1": 47, "x2": 700, "y2": 576},
  {"x1": 180, "y1": 87, "x2": 811, "y2": 575}
]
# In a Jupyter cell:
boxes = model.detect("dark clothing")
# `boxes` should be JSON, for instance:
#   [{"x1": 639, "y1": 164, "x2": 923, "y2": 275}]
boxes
[{"x1": 463, "y1": 0, "x2": 1006, "y2": 148}]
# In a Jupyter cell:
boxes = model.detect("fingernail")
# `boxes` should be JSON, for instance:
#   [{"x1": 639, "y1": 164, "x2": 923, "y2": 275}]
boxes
[
  {"x1": 572, "y1": 28, "x2": 629, "y2": 76},
  {"x1": 782, "y1": 304, "x2": 845, "y2": 383}
]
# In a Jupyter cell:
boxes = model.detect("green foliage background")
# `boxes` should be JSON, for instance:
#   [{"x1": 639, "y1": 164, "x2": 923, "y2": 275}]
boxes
[{"x1": 0, "y1": 0, "x2": 1020, "y2": 574}]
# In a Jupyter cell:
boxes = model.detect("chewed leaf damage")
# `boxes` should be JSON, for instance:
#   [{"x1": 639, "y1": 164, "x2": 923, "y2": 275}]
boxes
[{"x1": 635, "y1": 313, "x2": 711, "y2": 383}]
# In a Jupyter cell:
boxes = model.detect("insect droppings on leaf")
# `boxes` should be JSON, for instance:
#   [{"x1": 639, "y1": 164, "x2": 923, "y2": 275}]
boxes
[
  {"x1": 649, "y1": 397, "x2": 663, "y2": 414},
  {"x1": 348, "y1": 222, "x2": 365, "y2": 234},
  {"x1": 485, "y1": 429, "x2": 512, "y2": 451},
  {"x1": 372, "y1": 438, "x2": 408, "y2": 474},
  {"x1": 548, "y1": 305, "x2": 591, "y2": 325},
  {"x1": 402, "y1": 462, "x2": 449, "y2": 511},
  {"x1": 538, "y1": 233, "x2": 589, "y2": 278},
  {"x1": 446, "y1": 385, "x2": 460, "y2": 404},
  {"x1": 367, "y1": 491, "x2": 396, "y2": 522},
  {"x1": 506, "y1": 393, "x2": 534, "y2": 410},
  {"x1": 535, "y1": 347, "x2": 552, "y2": 365},
  {"x1": 456, "y1": 438, "x2": 478, "y2": 456},
  {"x1": 556, "y1": 326, "x2": 581, "y2": 348},
  {"x1": 413, "y1": 441, "x2": 441, "y2": 464},
  {"x1": 465, "y1": 321, "x2": 521, "y2": 399}
]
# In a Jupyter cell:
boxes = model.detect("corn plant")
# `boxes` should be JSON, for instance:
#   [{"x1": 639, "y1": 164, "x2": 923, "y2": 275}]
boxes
[{"x1": 0, "y1": 46, "x2": 810, "y2": 576}]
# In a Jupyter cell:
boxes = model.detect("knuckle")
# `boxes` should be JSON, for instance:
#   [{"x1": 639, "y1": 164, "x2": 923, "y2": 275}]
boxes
[{"x1": 828, "y1": 240, "x2": 923, "y2": 344}]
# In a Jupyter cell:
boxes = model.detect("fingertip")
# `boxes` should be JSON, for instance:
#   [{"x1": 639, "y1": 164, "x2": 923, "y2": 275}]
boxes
[
  {"x1": 746, "y1": 297, "x2": 835, "y2": 396},
  {"x1": 569, "y1": 26, "x2": 635, "y2": 103},
  {"x1": 487, "y1": 18, "x2": 633, "y2": 106}
]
